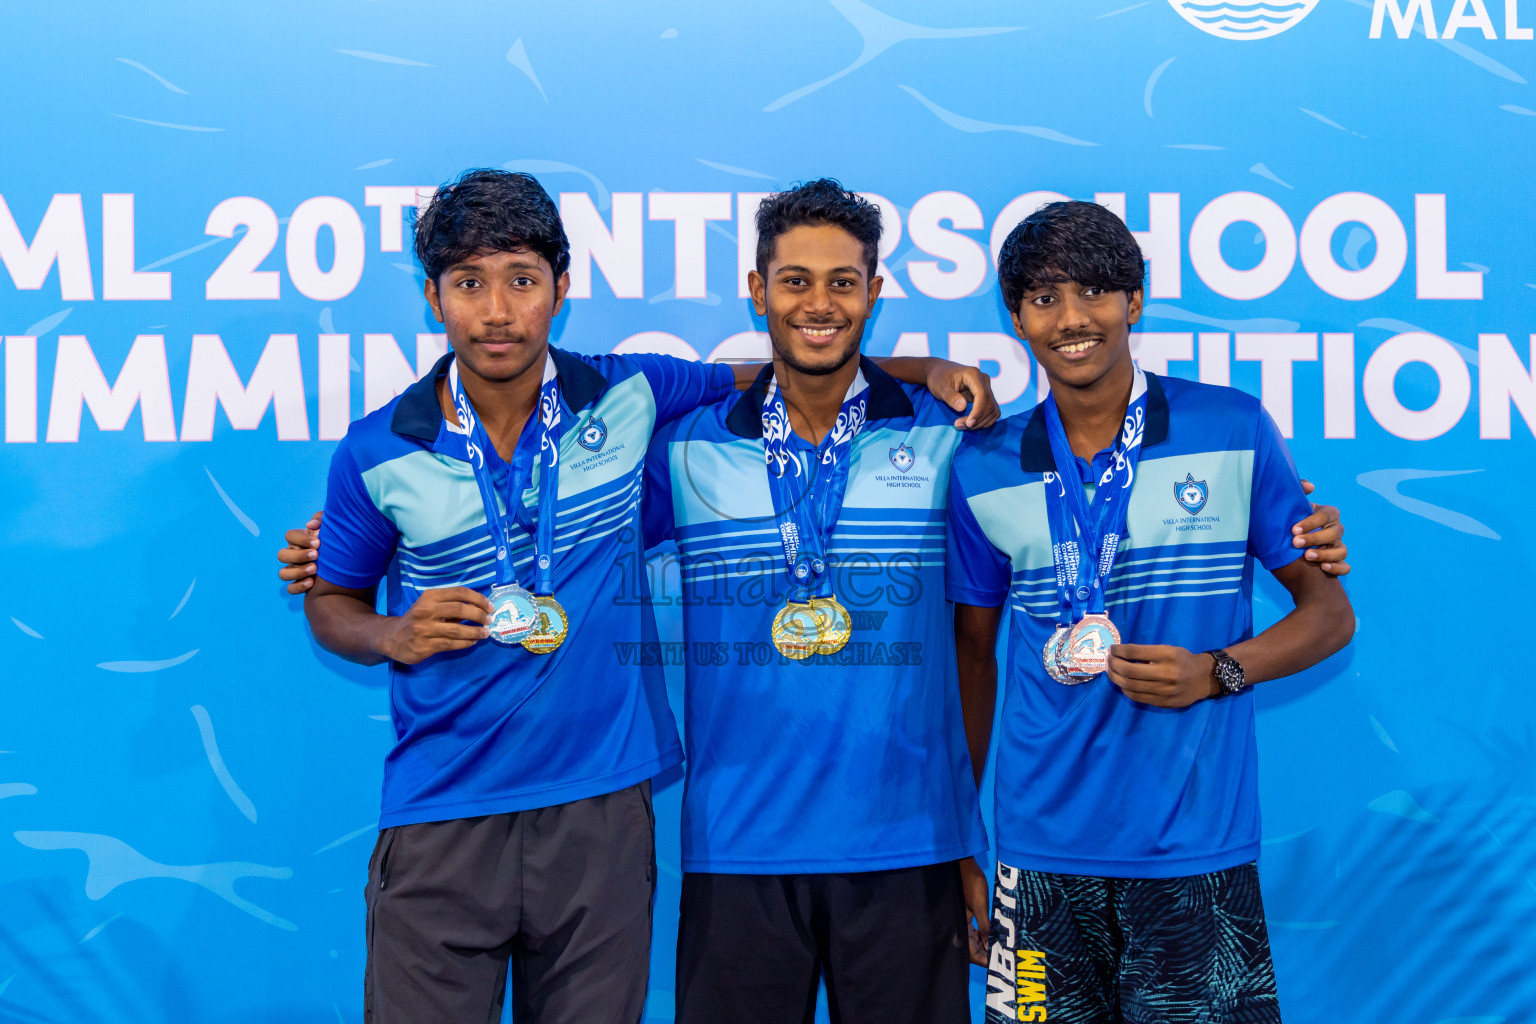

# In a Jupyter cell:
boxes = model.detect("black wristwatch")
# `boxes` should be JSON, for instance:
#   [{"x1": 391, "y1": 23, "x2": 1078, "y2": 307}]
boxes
[{"x1": 1206, "y1": 649, "x2": 1246, "y2": 696}]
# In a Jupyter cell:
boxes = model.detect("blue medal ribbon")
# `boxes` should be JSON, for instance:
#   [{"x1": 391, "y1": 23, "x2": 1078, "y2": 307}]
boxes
[
  {"x1": 1040, "y1": 366, "x2": 1150, "y2": 621},
  {"x1": 448, "y1": 353, "x2": 564, "y2": 595},
  {"x1": 761, "y1": 369, "x2": 870, "y2": 603},
  {"x1": 1042, "y1": 470, "x2": 1082, "y2": 627}
]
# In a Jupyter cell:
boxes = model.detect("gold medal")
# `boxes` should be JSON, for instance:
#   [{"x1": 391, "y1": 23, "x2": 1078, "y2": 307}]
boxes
[
  {"x1": 771, "y1": 602, "x2": 821, "y2": 660},
  {"x1": 520, "y1": 595, "x2": 570, "y2": 655},
  {"x1": 810, "y1": 595, "x2": 852, "y2": 656}
]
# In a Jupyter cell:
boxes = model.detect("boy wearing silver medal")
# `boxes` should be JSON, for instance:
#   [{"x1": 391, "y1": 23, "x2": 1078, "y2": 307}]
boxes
[{"x1": 947, "y1": 201, "x2": 1356, "y2": 1024}]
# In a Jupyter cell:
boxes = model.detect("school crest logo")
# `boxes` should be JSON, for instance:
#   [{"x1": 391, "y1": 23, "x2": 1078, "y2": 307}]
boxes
[
  {"x1": 888, "y1": 443, "x2": 916, "y2": 474},
  {"x1": 578, "y1": 416, "x2": 607, "y2": 452},
  {"x1": 1175, "y1": 473, "x2": 1208, "y2": 514}
]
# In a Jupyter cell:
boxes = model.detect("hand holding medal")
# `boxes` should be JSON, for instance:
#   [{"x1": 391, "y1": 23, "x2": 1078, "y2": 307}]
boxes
[
  {"x1": 1039, "y1": 367, "x2": 1149, "y2": 684},
  {"x1": 379, "y1": 586, "x2": 496, "y2": 665}
]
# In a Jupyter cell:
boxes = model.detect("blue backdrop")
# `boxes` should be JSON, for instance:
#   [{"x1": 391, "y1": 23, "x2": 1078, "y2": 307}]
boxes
[{"x1": 2, "y1": 2, "x2": 1534, "y2": 1021}]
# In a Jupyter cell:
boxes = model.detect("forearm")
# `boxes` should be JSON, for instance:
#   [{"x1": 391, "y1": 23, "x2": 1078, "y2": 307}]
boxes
[
  {"x1": 954, "y1": 602, "x2": 1004, "y2": 785},
  {"x1": 729, "y1": 362, "x2": 766, "y2": 389},
  {"x1": 304, "y1": 591, "x2": 394, "y2": 666},
  {"x1": 877, "y1": 356, "x2": 937, "y2": 386},
  {"x1": 957, "y1": 654, "x2": 997, "y2": 785},
  {"x1": 1227, "y1": 572, "x2": 1353, "y2": 685}
]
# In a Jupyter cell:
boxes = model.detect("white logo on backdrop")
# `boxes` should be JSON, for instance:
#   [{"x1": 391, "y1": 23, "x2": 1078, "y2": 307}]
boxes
[{"x1": 1166, "y1": 0, "x2": 1320, "y2": 40}]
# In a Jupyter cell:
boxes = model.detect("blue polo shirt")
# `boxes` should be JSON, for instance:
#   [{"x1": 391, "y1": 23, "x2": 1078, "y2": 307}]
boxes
[
  {"x1": 643, "y1": 358, "x2": 988, "y2": 874},
  {"x1": 317, "y1": 347, "x2": 734, "y2": 828},
  {"x1": 946, "y1": 373, "x2": 1312, "y2": 878}
]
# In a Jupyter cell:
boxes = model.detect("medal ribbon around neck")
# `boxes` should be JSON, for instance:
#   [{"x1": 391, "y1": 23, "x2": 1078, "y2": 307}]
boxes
[
  {"x1": 1039, "y1": 465, "x2": 1081, "y2": 683},
  {"x1": 1040, "y1": 365, "x2": 1149, "y2": 622},
  {"x1": 1042, "y1": 471, "x2": 1081, "y2": 628},
  {"x1": 761, "y1": 368, "x2": 869, "y2": 602},
  {"x1": 449, "y1": 352, "x2": 564, "y2": 597},
  {"x1": 450, "y1": 352, "x2": 570, "y2": 653}
]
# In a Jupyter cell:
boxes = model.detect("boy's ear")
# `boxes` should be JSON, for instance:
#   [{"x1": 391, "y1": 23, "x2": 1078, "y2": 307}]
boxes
[
  {"x1": 748, "y1": 269, "x2": 768, "y2": 316},
  {"x1": 1127, "y1": 288, "x2": 1144, "y2": 327},
  {"x1": 425, "y1": 277, "x2": 445, "y2": 324},
  {"x1": 552, "y1": 271, "x2": 570, "y2": 316}
]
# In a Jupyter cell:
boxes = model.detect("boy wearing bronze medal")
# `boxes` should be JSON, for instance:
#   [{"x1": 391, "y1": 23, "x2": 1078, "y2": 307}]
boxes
[{"x1": 947, "y1": 201, "x2": 1355, "y2": 1024}]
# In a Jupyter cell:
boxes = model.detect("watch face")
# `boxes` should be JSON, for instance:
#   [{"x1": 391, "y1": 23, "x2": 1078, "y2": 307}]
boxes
[
  {"x1": 1218, "y1": 658, "x2": 1244, "y2": 693},
  {"x1": 1209, "y1": 651, "x2": 1243, "y2": 694}
]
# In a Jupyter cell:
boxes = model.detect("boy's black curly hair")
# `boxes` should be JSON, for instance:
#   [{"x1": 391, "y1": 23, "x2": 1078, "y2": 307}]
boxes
[
  {"x1": 996, "y1": 200, "x2": 1144, "y2": 313},
  {"x1": 414, "y1": 168, "x2": 570, "y2": 283}
]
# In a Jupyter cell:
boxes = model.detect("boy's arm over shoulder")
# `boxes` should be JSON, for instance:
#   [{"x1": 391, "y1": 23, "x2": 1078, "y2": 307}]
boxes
[
  {"x1": 607, "y1": 351, "x2": 735, "y2": 427},
  {"x1": 878, "y1": 356, "x2": 999, "y2": 429}
]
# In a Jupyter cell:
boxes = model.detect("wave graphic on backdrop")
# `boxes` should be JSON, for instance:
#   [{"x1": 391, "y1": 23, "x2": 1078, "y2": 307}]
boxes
[
  {"x1": 502, "y1": 159, "x2": 611, "y2": 211},
  {"x1": 97, "y1": 650, "x2": 199, "y2": 673},
  {"x1": 1141, "y1": 303, "x2": 1299, "y2": 332},
  {"x1": 191, "y1": 706, "x2": 258, "y2": 824},
  {"x1": 898, "y1": 86, "x2": 1097, "y2": 146},
  {"x1": 505, "y1": 39, "x2": 547, "y2": 102},
  {"x1": 1165, "y1": 0, "x2": 1319, "y2": 40},
  {"x1": 14, "y1": 831, "x2": 296, "y2": 930},
  {"x1": 1356, "y1": 469, "x2": 1500, "y2": 540},
  {"x1": 23, "y1": 308, "x2": 71, "y2": 337},
  {"x1": 764, "y1": 0, "x2": 1021, "y2": 112},
  {"x1": 10, "y1": 617, "x2": 44, "y2": 639},
  {"x1": 204, "y1": 467, "x2": 259, "y2": 537}
]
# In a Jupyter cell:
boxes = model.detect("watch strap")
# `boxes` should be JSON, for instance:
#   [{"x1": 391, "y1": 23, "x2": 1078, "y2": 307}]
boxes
[{"x1": 1205, "y1": 648, "x2": 1247, "y2": 695}]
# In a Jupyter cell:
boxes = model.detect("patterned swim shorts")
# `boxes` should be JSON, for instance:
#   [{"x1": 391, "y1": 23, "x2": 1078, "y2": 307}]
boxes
[{"x1": 983, "y1": 860, "x2": 1280, "y2": 1024}]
